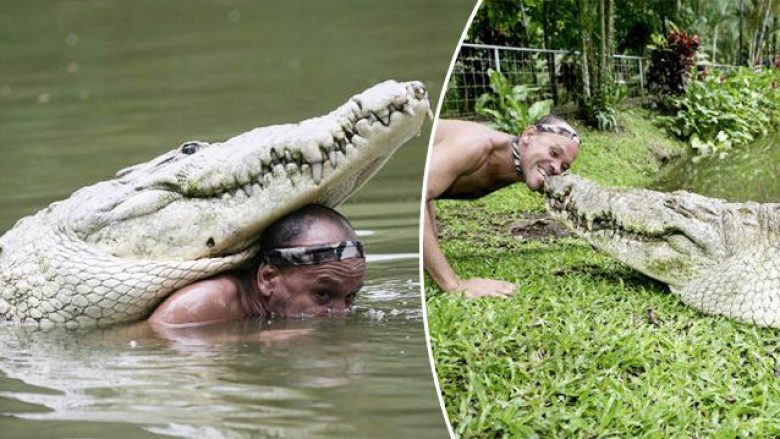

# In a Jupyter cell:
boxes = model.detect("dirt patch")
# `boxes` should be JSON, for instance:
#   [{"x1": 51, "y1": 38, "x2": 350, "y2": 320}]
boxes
[{"x1": 508, "y1": 212, "x2": 573, "y2": 241}]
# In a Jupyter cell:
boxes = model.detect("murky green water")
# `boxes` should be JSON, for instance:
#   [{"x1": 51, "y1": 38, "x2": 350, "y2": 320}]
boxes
[
  {"x1": 0, "y1": 1, "x2": 474, "y2": 436},
  {"x1": 652, "y1": 133, "x2": 780, "y2": 202}
]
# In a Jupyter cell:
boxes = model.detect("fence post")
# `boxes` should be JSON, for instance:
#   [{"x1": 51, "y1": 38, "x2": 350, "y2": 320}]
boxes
[
  {"x1": 639, "y1": 57, "x2": 645, "y2": 91},
  {"x1": 547, "y1": 52, "x2": 559, "y2": 104},
  {"x1": 494, "y1": 47, "x2": 501, "y2": 73}
]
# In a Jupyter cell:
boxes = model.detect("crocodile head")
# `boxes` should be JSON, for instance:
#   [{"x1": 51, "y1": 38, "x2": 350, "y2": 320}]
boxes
[
  {"x1": 60, "y1": 80, "x2": 429, "y2": 260},
  {"x1": 544, "y1": 174, "x2": 730, "y2": 288}
]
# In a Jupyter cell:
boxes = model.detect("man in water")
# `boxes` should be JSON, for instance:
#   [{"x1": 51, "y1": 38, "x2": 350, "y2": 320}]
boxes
[
  {"x1": 424, "y1": 115, "x2": 580, "y2": 298},
  {"x1": 149, "y1": 205, "x2": 366, "y2": 326}
]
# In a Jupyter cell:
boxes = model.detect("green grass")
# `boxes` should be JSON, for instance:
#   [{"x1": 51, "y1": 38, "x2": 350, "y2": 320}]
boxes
[{"x1": 427, "y1": 108, "x2": 780, "y2": 437}]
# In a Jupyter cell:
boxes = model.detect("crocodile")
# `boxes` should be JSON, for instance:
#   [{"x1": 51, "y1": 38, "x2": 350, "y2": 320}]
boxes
[
  {"x1": 544, "y1": 174, "x2": 780, "y2": 327},
  {"x1": 0, "y1": 80, "x2": 430, "y2": 328}
]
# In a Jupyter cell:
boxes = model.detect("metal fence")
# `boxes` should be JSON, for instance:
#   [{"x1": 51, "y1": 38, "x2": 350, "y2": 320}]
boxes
[{"x1": 442, "y1": 43, "x2": 646, "y2": 118}]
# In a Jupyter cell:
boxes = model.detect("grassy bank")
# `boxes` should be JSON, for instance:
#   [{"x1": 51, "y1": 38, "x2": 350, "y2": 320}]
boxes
[{"x1": 426, "y1": 108, "x2": 780, "y2": 437}]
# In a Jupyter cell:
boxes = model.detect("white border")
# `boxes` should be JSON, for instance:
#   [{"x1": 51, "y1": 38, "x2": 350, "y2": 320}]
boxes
[{"x1": 418, "y1": 1, "x2": 483, "y2": 437}]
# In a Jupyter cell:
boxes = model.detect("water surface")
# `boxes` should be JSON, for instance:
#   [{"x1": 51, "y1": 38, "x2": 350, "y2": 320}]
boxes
[
  {"x1": 652, "y1": 133, "x2": 780, "y2": 202},
  {"x1": 0, "y1": 1, "x2": 474, "y2": 436}
]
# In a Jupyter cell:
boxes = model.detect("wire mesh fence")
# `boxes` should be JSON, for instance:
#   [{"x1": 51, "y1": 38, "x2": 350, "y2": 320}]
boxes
[
  {"x1": 442, "y1": 43, "x2": 647, "y2": 118},
  {"x1": 442, "y1": 43, "x2": 745, "y2": 119},
  {"x1": 613, "y1": 54, "x2": 645, "y2": 95}
]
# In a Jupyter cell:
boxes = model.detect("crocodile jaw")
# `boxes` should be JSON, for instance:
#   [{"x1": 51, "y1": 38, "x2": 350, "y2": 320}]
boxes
[
  {"x1": 63, "y1": 80, "x2": 429, "y2": 260},
  {"x1": 544, "y1": 174, "x2": 728, "y2": 287}
]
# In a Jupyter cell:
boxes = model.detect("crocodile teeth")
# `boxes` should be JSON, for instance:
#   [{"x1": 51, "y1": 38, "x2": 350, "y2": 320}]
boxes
[
  {"x1": 355, "y1": 119, "x2": 371, "y2": 134},
  {"x1": 376, "y1": 109, "x2": 390, "y2": 126},
  {"x1": 328, "y1": 149, "x2": 337, "y2": 167},
  {"x1": 312, "y1": 162, "x2": 323, "y2": 184}
]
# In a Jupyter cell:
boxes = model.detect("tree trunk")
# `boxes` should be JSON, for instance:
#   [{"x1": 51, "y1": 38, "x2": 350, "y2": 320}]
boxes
[
  {"x1": 519, "y1": 2, "x2": 539, "y2": 83},
  {"x1": 773, "y1": 16, "x2": 777, "y2": 61},
  {"x1": 599, "y1": 0, "x2": 607, "y2": 89},
  {"x1": 712, "y1": 25, "x2": 719, "y2": 64},
  {"x1": 738, "y1": 0, "x2": 744, "y2": 65},
  {"x1": 608, "y1": 0, "x2": 615, "y2": 84},
  {"x1": 542, "y1": 1, "x2": 559, "y2": 104},
  {"x1": 578, "y1": 0, "x2": 591, "y2": 99},
  {"x1": 752, "y1": 0, "x2": 774, "y2": 65}
]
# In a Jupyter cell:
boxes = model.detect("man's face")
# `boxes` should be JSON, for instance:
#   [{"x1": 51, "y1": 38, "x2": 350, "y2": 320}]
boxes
[
  {"x1": 266, "y1": 258, "x2": 366, "y2": 318},
  {"x1": 259, "y1": 218, "x2": 366, "y2": 318},
  {"x1": 520, "y1": 129, "x2": 579, "y2": 192}
]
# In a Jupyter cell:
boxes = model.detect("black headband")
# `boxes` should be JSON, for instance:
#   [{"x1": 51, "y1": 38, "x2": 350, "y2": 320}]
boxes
[{"x1": 534, "y1": 123, "x2": 580, "y2": 144}]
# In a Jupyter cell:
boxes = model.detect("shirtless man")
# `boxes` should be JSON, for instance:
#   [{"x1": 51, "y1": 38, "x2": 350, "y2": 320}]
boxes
[
  {"x1": 149, "y1": 205, "x2": 366, "y2": 326},
  {"x1": 424, "y1": 115, "x2": 580, "y2": 297}
]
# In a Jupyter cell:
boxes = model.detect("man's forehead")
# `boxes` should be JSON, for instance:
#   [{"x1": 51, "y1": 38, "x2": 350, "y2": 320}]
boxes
[
  {"x1": 302, "y1": 259, "x2": 367, "y2": 283},
  {"x1": 535, "y1": 131, "x2": 579, "y2": 151},
  {"x1": 290, "y1": 221, "x2": 356, "y2": 246}
]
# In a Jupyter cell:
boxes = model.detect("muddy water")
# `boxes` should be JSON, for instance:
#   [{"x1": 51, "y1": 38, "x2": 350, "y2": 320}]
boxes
[
  {"x1": 652, "y1": 133, "x2": 780, "y2": 202},
  {"x1": 0, "y1": 1, "x2": 474, "y2": 437}
]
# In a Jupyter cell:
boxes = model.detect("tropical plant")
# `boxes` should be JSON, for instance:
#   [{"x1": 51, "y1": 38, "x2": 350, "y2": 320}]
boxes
[
  {"x1": 580, "y1": 86, "x2": 623, "y2": 131},
  {"x1": 648, "y1": 29, "x2": 702, "y2": 103},
  {"x1": 662, "y1": 67, "x2": 780, "y2": 156},
  {"x1": 475, "y1": 69, "x2": 553, "y2": 134}
]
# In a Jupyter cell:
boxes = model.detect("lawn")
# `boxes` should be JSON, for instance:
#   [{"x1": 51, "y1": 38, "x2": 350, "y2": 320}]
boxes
[{"x1": 426, "y1": 108, "x2": 780, "y2": 438}]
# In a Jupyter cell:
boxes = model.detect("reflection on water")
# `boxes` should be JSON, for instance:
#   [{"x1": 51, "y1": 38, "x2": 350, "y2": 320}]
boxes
[
  {"x1": 652, "y1": 133, "x2": 780, "y2": 202},
  {"x1": 0, "y1": 0, "x2": 473, "y2": 437},
  {"x1": 0, "y1": 268, "x2": 433, "y2": 437}
]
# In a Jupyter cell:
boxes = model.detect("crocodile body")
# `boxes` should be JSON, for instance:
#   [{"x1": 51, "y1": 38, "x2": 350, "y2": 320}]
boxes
[
  {"x1": 0, "y1": 80, "x2": 429, "y2": 328},
  {"x1": 544, "y1": 174, "x2": 780, "y2": 327}
]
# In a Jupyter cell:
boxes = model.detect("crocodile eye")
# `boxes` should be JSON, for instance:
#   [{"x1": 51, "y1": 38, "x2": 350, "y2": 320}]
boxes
[{"x1": 181, "y1": 142, "x2": 200, "y2": 155}]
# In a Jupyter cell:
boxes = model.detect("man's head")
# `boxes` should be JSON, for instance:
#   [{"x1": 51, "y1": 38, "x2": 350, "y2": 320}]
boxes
[
  {"x1": 516, "y1": 114, "x2": 580, "y2": 192},
  {"x1": 253, "y1": 205, "x2": 366, "y2": 318}
]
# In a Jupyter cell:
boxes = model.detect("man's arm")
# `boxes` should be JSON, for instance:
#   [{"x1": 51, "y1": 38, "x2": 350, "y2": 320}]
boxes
[
  {"x1": 423, "y1": 132, "x2": 516, "y2": 298},
  {"x1": 148, "y1": 276, "x2": 246, "y2": 327},
  {"x1": 423, "y1": 200, "x2": 460, "y2": 291}
]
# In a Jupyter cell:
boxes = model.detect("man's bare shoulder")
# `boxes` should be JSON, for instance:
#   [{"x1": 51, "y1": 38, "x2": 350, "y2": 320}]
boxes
[
  {"x1": 148, "y1": 274, "x2": 246, "y2": 327},
  {"x1": 434, "y1": 119, "x2": 511, "y2": 150}
]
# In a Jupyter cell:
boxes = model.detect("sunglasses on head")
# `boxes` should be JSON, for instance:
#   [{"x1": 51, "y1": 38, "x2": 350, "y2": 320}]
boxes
[{"x1": 262, "y1": 240, "x2": 365, "y2": 266}]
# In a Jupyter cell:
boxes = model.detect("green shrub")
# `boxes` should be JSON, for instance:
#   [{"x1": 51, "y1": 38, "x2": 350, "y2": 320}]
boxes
[
  {"x1": 475, "y1": 69, "x2": 552, "y2": 134},
  {"x1": 579, "y1": 84, "x2": 624, "y2": 131},
  {"x1": 662, "y1": 67, "x2": 780, "y2": 156}
]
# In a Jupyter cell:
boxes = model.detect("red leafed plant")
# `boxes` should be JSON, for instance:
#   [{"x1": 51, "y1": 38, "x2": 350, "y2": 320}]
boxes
[{"x1": 648, "y1": 30, "x2": 701, "y2": 102}]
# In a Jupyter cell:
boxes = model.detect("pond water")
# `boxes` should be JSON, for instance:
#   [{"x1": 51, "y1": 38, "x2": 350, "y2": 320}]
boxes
[
  {"x1": 0, "y1": 1, "x2": 474, "y2": 437},
  {"x1": 652, "y1": 133, "x2": 780, "y2": 202}
]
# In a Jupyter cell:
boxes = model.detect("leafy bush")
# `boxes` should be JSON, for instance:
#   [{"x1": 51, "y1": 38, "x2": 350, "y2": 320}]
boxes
[
  {"x1": 647, "y1": 29, "x2": 701, "y2": 102},
  {"x1": 475, "y1": 69, "x2": 552, "y2": 134},
  {"x1": 579, "y1": 84, "x2": 624, "y2": 131},
  {"x1": 662, "y1": 67, "x2": 780, "y2": 156}
]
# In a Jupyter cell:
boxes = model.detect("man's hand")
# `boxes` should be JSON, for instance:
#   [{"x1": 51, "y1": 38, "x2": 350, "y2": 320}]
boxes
[{"x1": 450, "y1": 278, "x2": 516, "y2": 298}]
